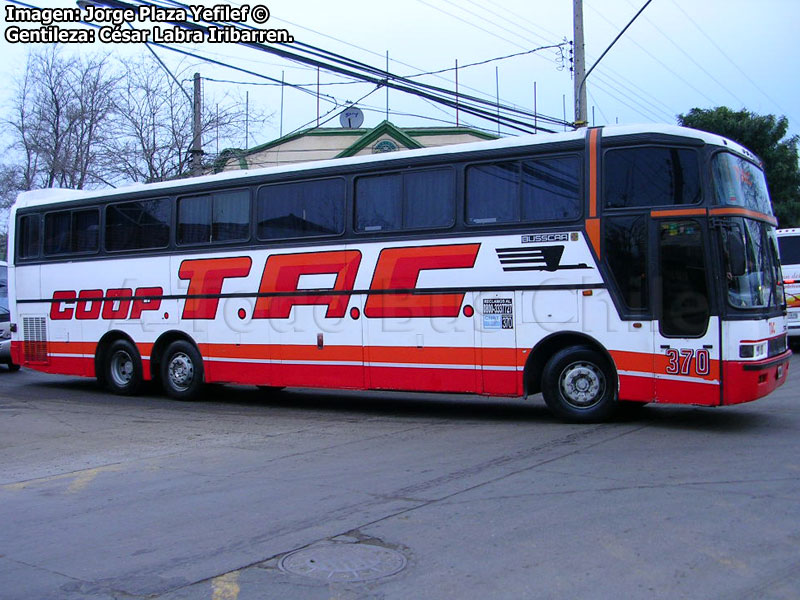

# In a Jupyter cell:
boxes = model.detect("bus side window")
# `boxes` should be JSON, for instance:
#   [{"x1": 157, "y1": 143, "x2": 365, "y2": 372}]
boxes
[
  {"x1": 105, "y1": 199, "x2": 171, "y2": 252},
  {"x1": 466, "y1": 162, "x2": 519, "y2": 225},
  {"x1": 355, "y1": 168, "x2": 454, "y2": 232},
  {"x1": 355, "y1": 174, "x2": 402, "y2": 232},
  {"x1": 521, "y1": 156, "x2": 582, "y2": 221},
  {"x1": 43, "y1": 211, "x2": 71, "y2": 255},
  {"x1": 257, "y1": 179, "x2": 345, "y2": 240},
  {"x1": 604, "y1": 215, "x2": 649, "y2": 312},
  {"x1": 178, "y1": 189, "x2": 250, "y2": 245},
  {"x1": 72, "y1": 209, "x2": 99, "y2": 253},
  {"x1": 18, "y1": 214, "x2": 40, "y2": 260},
  {"x1": 604, "y1": 147, "x2": 701, "y2": 209}
]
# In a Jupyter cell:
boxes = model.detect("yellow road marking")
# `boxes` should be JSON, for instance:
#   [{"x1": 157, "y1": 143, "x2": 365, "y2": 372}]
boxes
[{"x1": 2, "y1": 465, "x2": 121, "y2": 493}]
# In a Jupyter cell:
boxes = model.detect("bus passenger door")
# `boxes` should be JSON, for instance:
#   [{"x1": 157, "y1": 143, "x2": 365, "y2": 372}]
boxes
[{"x1": 652, "y1": 219, "x2": 721, "y2": 405}]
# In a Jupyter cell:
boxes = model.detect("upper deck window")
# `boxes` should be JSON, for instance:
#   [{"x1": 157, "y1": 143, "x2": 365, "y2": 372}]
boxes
[
  {"x1": 604, "y1": 147, "x2": 701, "y2": 208},
  {"x1": 355, "y1": 168, "x2": 454, "y2": 232},
  {"x1": 257, "y1": 178, "x2": 345, "y2": 240}
]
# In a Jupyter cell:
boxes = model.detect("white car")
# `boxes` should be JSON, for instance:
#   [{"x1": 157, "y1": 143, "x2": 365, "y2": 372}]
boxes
[{"x1": 0, "y1": 261, "x2": 20, "y2": 371}]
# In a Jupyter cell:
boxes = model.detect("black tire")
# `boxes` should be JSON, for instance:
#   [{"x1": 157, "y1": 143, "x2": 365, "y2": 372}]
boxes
[
  {"x1": 541, "y1": 346, "x2": 617, "y2": 423},
  {"x1": 7, "y1": 362, "x2": 20, "y2": 372},
  {"x1": 104, "y1": 339, "x2": 143, "y2": 395},
  {"x1": 160, "y1": 340, "x2": 204, "y2": 401}
]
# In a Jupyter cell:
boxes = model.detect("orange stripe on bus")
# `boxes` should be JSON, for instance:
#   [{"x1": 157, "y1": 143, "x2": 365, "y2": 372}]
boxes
[
  {"x1": 650, "y1": 208, "x2": 708, "y2": 218},
  {"x1": 588, "y1": 128, "x2": 598, "y2": 218},
  {"x1": 708, "y1": 207, "x2": 778, "y2": 225}
]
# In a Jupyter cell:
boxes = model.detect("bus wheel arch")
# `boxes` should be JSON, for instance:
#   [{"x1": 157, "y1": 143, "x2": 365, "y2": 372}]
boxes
[
  {"x1": 95, "y1": 332, "x2": 143, "y2": 396},
  {"x1": 523, "y1": 333, "x2": 619, "y2": 422},
  {"x1": 152, "y1": 332, "x2": 204, "y2": 401}
]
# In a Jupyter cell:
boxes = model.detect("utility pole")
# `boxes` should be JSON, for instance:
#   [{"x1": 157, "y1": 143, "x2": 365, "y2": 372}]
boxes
[
  {"x1": 191, "y1": 72, "x2": 203, "y2": 176},
  {"x1": 574, "y1": 0, "x2": 653, "y2": 130},
  {"x1": 573, "y1": 0, "x2": 587, "y2": 128}
]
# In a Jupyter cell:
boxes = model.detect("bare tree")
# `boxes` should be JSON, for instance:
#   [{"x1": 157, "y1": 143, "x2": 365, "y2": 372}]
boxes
[
  {"x1": 5, "y1": 47, "x2": 118, "y2": 191},
  {"x1": 106, "y1": 56, "x2": 267, "y2": 183},
  {"x1": 4, "y1": 48, "x2": 270, "y2": 196}
]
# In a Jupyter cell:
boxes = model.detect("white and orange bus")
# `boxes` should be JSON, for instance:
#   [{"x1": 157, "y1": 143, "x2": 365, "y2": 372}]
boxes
[
  {"x1": 777, "y1": 228, "x2": 800, "y2": 341},
  {"x1": 6, "y1": 125, "x2": 790, "y2": 422}
]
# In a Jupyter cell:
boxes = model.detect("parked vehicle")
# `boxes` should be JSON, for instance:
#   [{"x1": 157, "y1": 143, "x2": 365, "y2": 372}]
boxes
[
  {"x1": 0, "y1": 261, "x2": 20, "y2": 371},
  {"x1": 777, "y1": 228, "x2": 800, "y2": 342}
]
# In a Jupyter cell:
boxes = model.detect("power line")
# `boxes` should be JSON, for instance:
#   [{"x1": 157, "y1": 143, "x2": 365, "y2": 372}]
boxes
[
  {"x1": 669, "y1": 0, "x2": 795, "y2": 121},
  {"x1": 107, "y1": 0, "x2": 570, "y2": 132}
]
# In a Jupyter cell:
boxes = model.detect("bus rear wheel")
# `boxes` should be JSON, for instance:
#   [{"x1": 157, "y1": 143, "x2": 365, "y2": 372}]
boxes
[
  {"x1": 104, "y1": 339, "x2": 142, "y2": 396},
  {"x1": 161, "y1": 340, "x2": 204, "y2": 401},
  {"x1": 541, "y1": 346, "x2": 617, "y2": 423}
]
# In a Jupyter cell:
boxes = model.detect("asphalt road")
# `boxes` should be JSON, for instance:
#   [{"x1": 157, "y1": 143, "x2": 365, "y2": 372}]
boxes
[{"x1": 1, "y1": 354, "x2": 799, "y2": 600}]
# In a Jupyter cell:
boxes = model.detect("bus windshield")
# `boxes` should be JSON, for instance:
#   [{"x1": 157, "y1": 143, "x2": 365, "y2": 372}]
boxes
[
  {"x1": 721, "y1": 218, "x2": 783, "y2": 309},
  {"x1": 712, "y1": 152, "x2": 773, "y2": 216}
]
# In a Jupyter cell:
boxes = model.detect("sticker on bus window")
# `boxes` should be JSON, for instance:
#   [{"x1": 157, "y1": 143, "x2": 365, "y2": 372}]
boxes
[{"x1": 483, "y1": 298, "x2": 513, "y2": 329}]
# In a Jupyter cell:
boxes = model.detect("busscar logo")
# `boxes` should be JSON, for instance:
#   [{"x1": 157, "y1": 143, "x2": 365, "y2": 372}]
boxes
[
  {"x1": 495, "y1": 245, "x2": 590, "y2": 272},
  {"x1": 521, "y1": 233, "x2": 570, "y2": 244}
]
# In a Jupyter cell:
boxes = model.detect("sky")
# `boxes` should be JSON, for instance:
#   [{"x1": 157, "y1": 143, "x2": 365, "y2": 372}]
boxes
[{"x1": 1, "y1": 0, "x2": 799, "y2": 159}]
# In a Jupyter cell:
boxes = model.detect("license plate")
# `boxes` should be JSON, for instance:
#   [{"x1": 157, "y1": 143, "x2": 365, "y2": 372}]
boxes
[{"x1": 788, "y1": 312, "x2": 799, "y2": 321}]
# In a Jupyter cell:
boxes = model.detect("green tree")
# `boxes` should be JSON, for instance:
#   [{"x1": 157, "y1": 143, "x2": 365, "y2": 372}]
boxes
[{"x1": 677, "y1": 107, "x2": 800, "y2": 227}]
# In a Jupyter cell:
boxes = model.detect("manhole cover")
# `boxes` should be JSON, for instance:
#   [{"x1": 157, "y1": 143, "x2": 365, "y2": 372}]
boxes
[{"x1": 279, "y1": 543, "x2": 407, "y2": 582}]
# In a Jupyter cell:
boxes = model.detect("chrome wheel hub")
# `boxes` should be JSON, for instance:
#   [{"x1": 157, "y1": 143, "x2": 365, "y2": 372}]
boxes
[
  {"x1": 559, "y1": 361, "x2": 605, "y2": 408},
  {"x1": 168, "y1": 353, "x2": 194, "y2": 390},
  {"x1": 110, "y1": 351, "x2": 134, "y2": 387}
]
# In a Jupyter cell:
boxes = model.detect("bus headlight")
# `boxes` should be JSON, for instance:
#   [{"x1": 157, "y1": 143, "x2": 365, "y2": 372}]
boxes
[{"x1": 739, "y1": 342, "x2": 768, "y2": 359}]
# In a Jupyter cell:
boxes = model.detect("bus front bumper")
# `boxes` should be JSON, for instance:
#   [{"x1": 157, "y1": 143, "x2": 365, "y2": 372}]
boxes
[{"x1": 722, "y1": 350, "x2": 791, "y2": 405}]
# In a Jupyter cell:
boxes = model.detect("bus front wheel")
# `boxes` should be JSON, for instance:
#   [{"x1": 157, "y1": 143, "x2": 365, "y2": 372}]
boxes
[
  {"x1": 161, "y1": 340, "x2": 204, "y2": 401},
  {"x1": 541, "y1": 346, "x2": 617, "y2": 423},
  {"x1": 104, "y1": 339, "x2": 143, "y2": 396}
]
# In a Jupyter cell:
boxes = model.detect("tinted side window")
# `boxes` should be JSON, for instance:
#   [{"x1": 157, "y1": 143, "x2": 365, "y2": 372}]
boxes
[
  {"x1": 18, "y1": 215, "x2": 40, "y2": 259},
  {"x1": 72, "y1": 209, "x2": 99, "y2": 253},
  {"x1": 604, "y1": 215, "x2": 649, "y2": 311},
  {"x1": 778, "y1": 235, "x2": 800, "y2": 265},
  {"x1": 404, "y1": 169, "x2": 455, "y2": 229},
  {"x1": 605, "y1": 147, "x2": 700, "y2": 208},
  {"x1": 257, "y1": 179, "x2": 344, "y2": 240},
  {"x1": 355, "y1": 174, "x2": 402, "y2": 232},
  {"x1": 659, "y1": 220, "x2": 710, "y2": 336},
  {"x1": 466, "y1": 162, "x2": 519, "y2": 224},
  {"x1": 178, "y1": 189, "x2": 250, "y2": 245},
  {"x1": 355, "y1": 169, "x2": 454, "y2": 232},
  {"x1": 213, "y1": 189, "x2": 250, "y2": 242},
  {"x1": 44, "y1": 211, "x2": 71, "y2": 255},
  {"x1": 178, "y1": 195, "x2": 211, "y2": 244},
  {"x1": 105, "y1": 198, "x2": 171, "y2": 251},
  {"x1": 521, "y1": 156, "x2": 582, "y2": 221}
]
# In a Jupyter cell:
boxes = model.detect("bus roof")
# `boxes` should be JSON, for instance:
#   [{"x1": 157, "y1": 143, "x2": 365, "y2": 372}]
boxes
[{"x1": 11, "y1": 123, "x2": 755, "y2": 211}]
